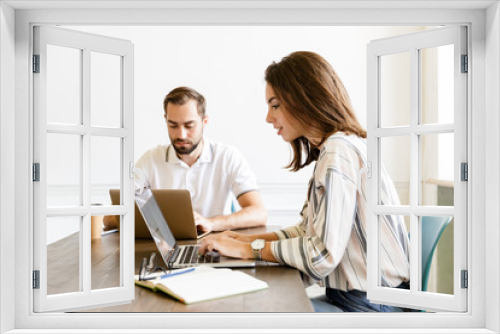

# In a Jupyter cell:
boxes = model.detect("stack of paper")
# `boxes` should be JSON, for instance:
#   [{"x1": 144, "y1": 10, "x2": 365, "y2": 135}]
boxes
[{"x1": 134, "y1": 267, "x2": 268, "y2": 304}]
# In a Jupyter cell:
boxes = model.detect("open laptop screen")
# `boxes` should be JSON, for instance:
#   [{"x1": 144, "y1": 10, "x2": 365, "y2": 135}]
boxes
[{"x1": 135, "y1": 187, "x2": 177, "y2": 257}]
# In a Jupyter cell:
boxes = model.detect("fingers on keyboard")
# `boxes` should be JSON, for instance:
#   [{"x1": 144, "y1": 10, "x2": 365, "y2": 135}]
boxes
[{"x1": 204, "y1": 251, "x2": 220, "y2": 263}]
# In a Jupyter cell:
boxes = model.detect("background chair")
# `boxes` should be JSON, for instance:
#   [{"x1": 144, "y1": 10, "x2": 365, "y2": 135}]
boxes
[
  {"x1": 231, "y1": 197, "x2": 241, "y2": 213},
  {"x1": 420, "y1": 216, "x2": 453, "y2": 292}
]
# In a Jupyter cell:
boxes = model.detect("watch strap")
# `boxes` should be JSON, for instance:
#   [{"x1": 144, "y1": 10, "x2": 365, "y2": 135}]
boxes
[{"x1": 252, "y1": 248, "x2": 262, "y2": 261}]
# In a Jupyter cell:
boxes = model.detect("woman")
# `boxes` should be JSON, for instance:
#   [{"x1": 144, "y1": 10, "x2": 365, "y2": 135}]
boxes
[{"x1": 199, "y1": 51, "x2": 410, "y2": 312}]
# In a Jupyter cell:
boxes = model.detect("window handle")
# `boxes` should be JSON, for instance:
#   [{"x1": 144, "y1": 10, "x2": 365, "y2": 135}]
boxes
[
  {"x1": 133, "y1": 167, "x2": 149, "y2": 195},
  {"x1": 129, "y1": 161, "x2": 135, "y2": 179},
  {"x1": 357, "y1": 161, "x2": 372, "y2": 198}
]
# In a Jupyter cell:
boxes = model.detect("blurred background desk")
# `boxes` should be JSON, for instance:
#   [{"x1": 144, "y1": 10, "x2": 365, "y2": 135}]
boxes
[{"x1": 47, "y1": 225, "x2": 314, "y2": 312}]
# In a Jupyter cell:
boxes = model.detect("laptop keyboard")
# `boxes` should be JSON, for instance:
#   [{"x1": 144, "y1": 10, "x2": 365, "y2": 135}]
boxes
[
  {"x1": 177, "y1": 245, "x2": 220, "y2": 264},
  {"x1": 179, "y1": 245, "x2": 201, "y2": 264}
]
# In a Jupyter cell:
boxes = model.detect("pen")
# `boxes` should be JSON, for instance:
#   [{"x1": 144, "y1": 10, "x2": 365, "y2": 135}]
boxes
[{"x1": 143, "y1": 268, "x2": 195, "y2": 281}]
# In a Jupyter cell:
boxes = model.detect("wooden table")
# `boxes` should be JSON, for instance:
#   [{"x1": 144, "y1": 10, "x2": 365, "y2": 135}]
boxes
[{"x1": 47, "y1": 226, "x2": 314, "y2": 312}]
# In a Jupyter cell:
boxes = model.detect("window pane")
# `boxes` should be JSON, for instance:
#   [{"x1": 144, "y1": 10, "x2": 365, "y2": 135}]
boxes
[
  {"x1": 91, "y1": 216, "x2": 121, "y2": 290},
  {"x1": 379, "y1": 215, "x2": 410, "y2": 289},
  {"x1": 91, "y1": 52, "x2": 121, "y2": 128},
  {"x1": 420, "y1": 45, "x2": 454, "y2": 125},
  {"x1": 47, "y1": 133, "x2": 81, "y2": 207},
  {"x1": 380, "y1": 52, "x2": 410, "y2": 127},
  {"x1": 421, "y1": 216, "x2": 454, "y2": 295},
  {"x1": 421, "y1": 133, "x2": 454, "y2": 206},
  {"x1": 380, "y1": 136, "x2": 410, "y2": 205},
  {"x1": 46, "y1": 44, "x2": 81, "y2": 125},
  {"x1": 91, "y1": 136, "x2": 121, "y2": 205},
  {"x1": 47, "y1": 216, "x2": 81, "y2": 295}
]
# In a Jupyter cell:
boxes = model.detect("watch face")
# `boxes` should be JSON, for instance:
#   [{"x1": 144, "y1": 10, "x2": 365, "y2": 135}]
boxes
[{"x1": 252, "y1": 239, "x2": 265, "y2": 250}]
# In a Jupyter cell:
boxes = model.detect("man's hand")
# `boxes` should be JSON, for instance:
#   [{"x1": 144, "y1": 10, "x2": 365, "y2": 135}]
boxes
[
  {"x1": 194, "y1": 211, "x2": 215, "y2": 232},
  {"x1": 103, "y1": 215, "x2": 118, "y2": 231}
]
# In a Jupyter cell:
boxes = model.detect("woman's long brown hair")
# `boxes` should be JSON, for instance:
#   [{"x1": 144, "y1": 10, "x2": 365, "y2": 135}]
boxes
[{"x1": 265, "y1": 51, "x2": 366, "y2": 171}]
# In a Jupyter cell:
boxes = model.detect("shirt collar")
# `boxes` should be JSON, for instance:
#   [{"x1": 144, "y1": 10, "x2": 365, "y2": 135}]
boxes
[{"x1": 166, "y1": 138, "x2": 213, "y2": 164}]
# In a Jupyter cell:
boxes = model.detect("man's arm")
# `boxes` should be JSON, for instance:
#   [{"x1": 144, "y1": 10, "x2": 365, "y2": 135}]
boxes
[
  {"x1": 195, "y1": 190, "x2": 267, "y2": 232},
  {"x1": 103, "y1": 215, "x2": 118, "y2": 231}
]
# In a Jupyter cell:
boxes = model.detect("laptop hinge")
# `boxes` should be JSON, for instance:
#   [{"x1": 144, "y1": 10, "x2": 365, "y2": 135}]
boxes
[{"x1": 168, "y1": 248, "x2": 180, "y2": 266}]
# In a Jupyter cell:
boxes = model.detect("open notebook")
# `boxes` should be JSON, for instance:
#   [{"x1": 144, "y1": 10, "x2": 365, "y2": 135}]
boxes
[{"x1": 134, "y1": 267, "x2": 268, "y2": 304}]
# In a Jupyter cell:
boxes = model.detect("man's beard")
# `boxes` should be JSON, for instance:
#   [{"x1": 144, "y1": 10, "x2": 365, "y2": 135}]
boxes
[{"x1": 172, "y1": 138, "x2": 201, "y2": 155}]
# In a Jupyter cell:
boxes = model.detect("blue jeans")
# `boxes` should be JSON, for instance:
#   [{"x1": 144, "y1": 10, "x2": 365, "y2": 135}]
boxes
[{"x1": 311, "y1": 282, "x2": 413, "y2": 312}]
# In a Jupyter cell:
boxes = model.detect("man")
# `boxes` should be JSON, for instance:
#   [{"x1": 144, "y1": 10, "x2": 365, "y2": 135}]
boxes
[{"x1": 132, "y1": 86, "x2": 266, "y2": 232}]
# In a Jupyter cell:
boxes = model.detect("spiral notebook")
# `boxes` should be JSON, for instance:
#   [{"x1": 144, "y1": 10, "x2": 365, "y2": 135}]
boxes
[{"x1": 134, "y1": 267, "x2": 268, "y2": 304}]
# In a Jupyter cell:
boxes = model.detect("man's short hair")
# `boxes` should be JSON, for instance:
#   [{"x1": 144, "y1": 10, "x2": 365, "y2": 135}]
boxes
[{"x1": 163, "y1": 87, "x2": 206, "y2": 118}]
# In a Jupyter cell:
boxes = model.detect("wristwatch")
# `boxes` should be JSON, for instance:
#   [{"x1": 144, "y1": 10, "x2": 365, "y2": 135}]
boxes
[{"x1": 251, "y1": 239, "x2": 265, "y2": 261}]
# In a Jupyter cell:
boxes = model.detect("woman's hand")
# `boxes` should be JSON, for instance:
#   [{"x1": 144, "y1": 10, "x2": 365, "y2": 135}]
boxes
[{"x1": 199, "y1": 232, "x2": 252, "y2": 259}]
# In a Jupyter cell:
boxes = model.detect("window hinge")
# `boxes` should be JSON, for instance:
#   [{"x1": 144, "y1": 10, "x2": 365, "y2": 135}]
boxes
[
  {"x1": 461, "y1": 162, "x2": 468, "y2": 181},
  {"x1": 461, "y1": 54, "x2": 468, "y2": 73},
  {"x1": 33, "y1": 163, "x2": 40, "y2": 182},
  {"x1": 33, "y1": 54, "x2": 40, "y2": 73},
  {"x1": 461, "y1": 270, "x2": 468, "y2": 289},
  {"x1": 33, "y1": 270, "x2": 40, "y2": 289}
]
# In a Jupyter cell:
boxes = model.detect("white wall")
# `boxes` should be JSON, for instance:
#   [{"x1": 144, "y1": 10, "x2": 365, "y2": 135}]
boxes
[
  {"x1": 51, "y1": 25, "x2": 428, "y2": 233},
  {"x1": 486, "y1": 2, "x2": 500, "y2": 332}
]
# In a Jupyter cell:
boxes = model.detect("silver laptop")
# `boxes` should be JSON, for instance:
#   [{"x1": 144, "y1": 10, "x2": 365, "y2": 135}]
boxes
[
  {"x1": 110, "y1": 189, "x2": 209, "y2": 239},
  {"x1": 135, "y1": 187, "x2": 262, "y2": 269}
]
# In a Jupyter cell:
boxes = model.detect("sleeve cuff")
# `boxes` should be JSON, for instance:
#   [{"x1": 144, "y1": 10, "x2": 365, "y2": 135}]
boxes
[{"x1": 270, "y1": 240, "x2": 288, "y2": 265}]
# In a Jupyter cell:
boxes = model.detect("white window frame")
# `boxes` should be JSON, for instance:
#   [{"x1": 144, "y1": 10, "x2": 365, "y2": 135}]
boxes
[
  {"x1": 1, "y1": 2, "x2": 498, "y2": 333},
  {"x1": 32, "y1": 25, "x2": 135, "y2": 312}
]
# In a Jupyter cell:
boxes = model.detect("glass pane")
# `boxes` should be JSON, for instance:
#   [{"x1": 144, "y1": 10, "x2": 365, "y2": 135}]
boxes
[
  {"x1": 380, "y1": 52, "x2": 410, "y2": 127},
  {"x1": 91, "y1": 52, "x2": 121, "y2": 128},
  {"x1": 379, "y1": 215, "x2": 411, "y2": 289},
  {"x1": 47, "y1": 216, "x2": 81, "y2": 295},
  {"x1": 46, "y1": 44, "x2": 81, "y2": 125},
  {"x1": 421, "y1": 133, "x2": 454, "y2": 206},
  {"x1": 421, "y1": 216, "x2": 454, "y2": 294},
  {"x1": 92, "y1": 216, "x2": 121, "y2": 290},
  {"x1": 91, "y1": 136, "x2": 121, "y2": 205},
  {"x1": 380, "y1": 136, "x2": 410, "y2": 205},
  {"x1": 420, "y1": 45, "x2": 454, "y2": 125},
  {"x1": 47, "y1": 133, "x2": 81, "y2": 207}
]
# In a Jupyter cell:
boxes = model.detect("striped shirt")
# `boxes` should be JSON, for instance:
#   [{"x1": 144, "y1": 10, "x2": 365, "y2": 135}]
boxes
[{"x1": 270, "y1": 132, "x2": 410, "y2": 292}]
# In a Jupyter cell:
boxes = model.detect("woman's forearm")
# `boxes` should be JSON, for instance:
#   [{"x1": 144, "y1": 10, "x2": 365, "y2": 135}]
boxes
[
  {"x1": 246, "y1": 231, "x2": 279, "y2": 242},
  {"x1": 238, "y1": 240, "x2": 278, "y2": 262},
  {"x1": 261, "y1": 243, "x2": 278, "y2": 262}
]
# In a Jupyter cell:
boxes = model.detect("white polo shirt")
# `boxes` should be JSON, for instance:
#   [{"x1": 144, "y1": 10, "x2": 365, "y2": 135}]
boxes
[{"x1": 135, "y1": 138, "x2": 259, "y2": 218}]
